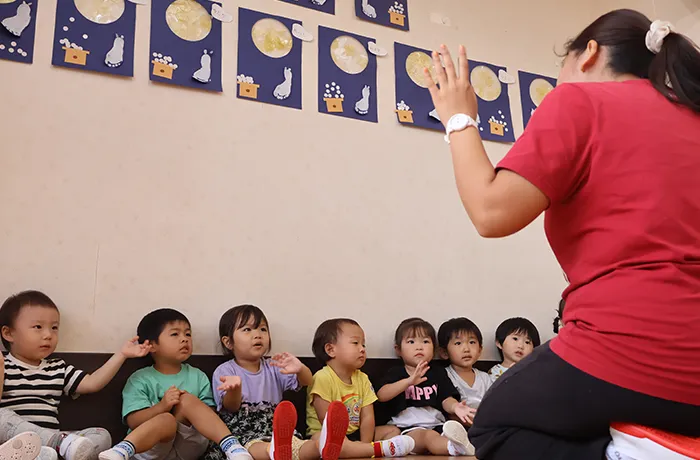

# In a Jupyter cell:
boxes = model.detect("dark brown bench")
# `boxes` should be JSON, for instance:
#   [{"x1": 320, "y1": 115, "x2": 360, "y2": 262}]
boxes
[{"x1": 55, "y1": 354, "x2": 498, "y2": 443}]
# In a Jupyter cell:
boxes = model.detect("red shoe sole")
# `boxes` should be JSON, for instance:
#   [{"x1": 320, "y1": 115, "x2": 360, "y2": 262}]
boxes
[
  {"x1": 321, "y1": 401, "x2": 349, "y2": 460},
  {"x1": 612, "y1": 423, "x2": 700, "y2": 459},
  {"x1": 273, "y1": 401, "x2": 297, "y2": 460}
]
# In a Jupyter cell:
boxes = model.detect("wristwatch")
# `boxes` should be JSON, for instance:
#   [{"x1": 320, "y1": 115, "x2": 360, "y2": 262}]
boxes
[{"x1": 444, "y1": 113, "x2": 479, "y2": 144}]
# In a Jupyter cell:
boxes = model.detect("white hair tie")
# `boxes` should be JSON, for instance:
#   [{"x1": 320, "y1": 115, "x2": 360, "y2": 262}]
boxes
[{"x1": 646, "y1": 20, "x2": 673, "y2": 54}]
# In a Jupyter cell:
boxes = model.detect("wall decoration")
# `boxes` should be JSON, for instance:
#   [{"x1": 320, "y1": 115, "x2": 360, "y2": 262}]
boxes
[
  {"x1": 318, "y1": 26, "x2": 377, "y2": 123},
  {"x1": 469, "y1": 60, "x2": 515, "y2": 143},
  {"x1": 394, "y1": 42, "x2": 441, "y2": 131},
  {"x1": 518, "y1": 70, "x2": 556, "y2": 128},
  {"x1": 355, "y1": 0, "x2": 408, "y2": 31},
  {"x1": 236, "y1": 8, "x2": 303, "y2": 109},
  {"x1": 149, "y1": 0, "x2": 223, "y2": 91},
  {"x1": 0, "y1": 0, "x2": 38, "y2": 63},
  {"x1": 51, "y1": 0, "x2": 136, "y2": 76},
  {"x1": 277, "y1": 0, "x2": 335, "y2": 15}
]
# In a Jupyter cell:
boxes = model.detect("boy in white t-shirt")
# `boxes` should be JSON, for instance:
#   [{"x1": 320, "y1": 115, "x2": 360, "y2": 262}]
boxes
[
  {"x1": 436, "y1": 318, "x2": 492, "y2": 426},
  {"x1": 488, "y1": 318, "x2": 541, "y2": 382}
]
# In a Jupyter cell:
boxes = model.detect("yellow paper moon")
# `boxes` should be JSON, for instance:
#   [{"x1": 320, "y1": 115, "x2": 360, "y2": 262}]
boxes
[
  {"x1": 529, "y1": 78, "x2": 554, "y2": 107},
  {"x1": 470, "y1": 65, "x2": 501, "y2": 102},
  {"x1": 330, "y1": 36, "x2": 368, "y2": 75},
  {"x1": 0, "y1": 0, "x2": 16, "y2": 4},
  {"x1": 405, "y1": 51, "x2": 436, "y2": 88},
  {"x1": 251, "y1": 18, "x2": 293, "y2": 59},
  {"x1": 166, "y1": 0, "x2": 211, "y2": 42},
  {"x1": 74, "y1": 0, "x2": 125, "y2": 24}
]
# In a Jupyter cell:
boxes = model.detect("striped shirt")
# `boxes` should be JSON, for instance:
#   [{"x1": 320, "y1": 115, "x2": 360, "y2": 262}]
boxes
[{"x1": 1, "y1": 353, "x2": 85, "y2": 429}]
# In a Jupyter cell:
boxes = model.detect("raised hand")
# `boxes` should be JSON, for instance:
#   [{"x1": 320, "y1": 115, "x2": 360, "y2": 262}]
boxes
[
  {"x1": 120, "y1": 337, "x2": 151, "y2": 358},
  {"x1": 424, "y1": 44, "x2": 478, "y2": 127},
  {"x1": 407, "y1": 361, "x2": 430, "y2": 386},
  {"x1": 160, "y1": 385, "x2": 181, "y2": 411},
  {"x1": 217, "y1": 375, "x2": 242, "y2": 393},
  {"x1": 270, "y1": 352, "x2": 303, "y2": 375}
]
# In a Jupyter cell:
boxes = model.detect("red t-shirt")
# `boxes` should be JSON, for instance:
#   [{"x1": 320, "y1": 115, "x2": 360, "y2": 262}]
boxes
[{"x1": 498, "y1": 79, "x2": 700, "y2": 405}]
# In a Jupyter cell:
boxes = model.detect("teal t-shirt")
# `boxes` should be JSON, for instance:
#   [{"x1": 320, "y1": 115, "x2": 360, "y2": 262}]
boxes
[{"x1": 122, "y1": 363, "x2": 215, "y2": 421}]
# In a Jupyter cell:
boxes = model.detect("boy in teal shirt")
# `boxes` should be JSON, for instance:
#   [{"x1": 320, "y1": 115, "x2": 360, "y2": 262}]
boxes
[{"x1": 99, "y1": 309, "x2": 251, "y2": 460}]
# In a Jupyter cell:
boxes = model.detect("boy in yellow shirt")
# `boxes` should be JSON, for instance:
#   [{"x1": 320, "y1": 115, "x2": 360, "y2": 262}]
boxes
[{"x1": 306, "y1": 319, "x2": 414, "y2": 459}]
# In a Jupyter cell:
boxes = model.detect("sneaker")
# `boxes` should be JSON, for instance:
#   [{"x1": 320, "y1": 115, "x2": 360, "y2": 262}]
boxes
[
  {"x1": 0, "y1": 432, "x2": 41, "y2": 460},
  {"x1": 59, "y1": 435, "x2": 96, "y2": 460},
  {"x1": 609, "y1": 423, "x2": 700, "y2": 460},
  {"x1": 442, "y1": 420, "x2": 476, "y2": 456},
  {"x1": 40, "y1": 446, "x2": 59, "y2": 460},
  {"x1": 318, "y1": 401, "x2": 349, "y2": 460},
  {"x1": 271, "y1": 401, "x2": 297, "y2": 460}
]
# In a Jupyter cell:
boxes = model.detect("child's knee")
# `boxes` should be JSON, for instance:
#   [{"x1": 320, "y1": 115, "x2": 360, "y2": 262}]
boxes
[
  {"x1": 177, "y1": 392, "x2": 204, "y2": 411},
  {"x1": 153, "y1": 413, "x2": 178, "y2": 435}
]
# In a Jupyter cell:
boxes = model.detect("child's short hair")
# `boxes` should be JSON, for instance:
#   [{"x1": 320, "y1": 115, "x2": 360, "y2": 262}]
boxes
[
  {"x1": 312, "y1": 318, "x2": 360, "y2": 363},
  {"x1": 218, "y1": 304, "x2": 269, "y2": 356},
  {"x1": 495, "y1": 317, "x2": 541, "y2": 359},
  {"x1": 137, "y1": 308, "x2": 190, "y2": 344},
  {"x1": 394, "y1": 318, "x2": 436, "y2": 348},
  {"x1": 0, "y1": 291, "x2": 59, "y2": 350},
  {"x1": 437, "y1": 317, "x2": 483, "y2": 349}
]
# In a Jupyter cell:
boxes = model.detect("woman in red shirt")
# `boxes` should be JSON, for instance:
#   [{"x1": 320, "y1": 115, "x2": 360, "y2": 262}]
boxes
[{"x1": 427, "y1": 9, "x2": 700, "y2": 460}]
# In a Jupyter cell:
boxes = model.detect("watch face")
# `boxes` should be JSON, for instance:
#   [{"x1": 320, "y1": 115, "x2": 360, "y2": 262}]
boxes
[{"x1": 450, "y1": 113, "x2": 468, "y2": 130}]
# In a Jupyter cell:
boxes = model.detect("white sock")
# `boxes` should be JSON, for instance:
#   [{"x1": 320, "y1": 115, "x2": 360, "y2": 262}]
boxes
[
  {"x1": 99, "y1": 441, "x2": 136, "y2": 460},
  {"x1": 268, "y1": 433, "x2": 275, "y2": 460},
  {"x1": 373, "y1": 435, "x2": 415, "y2": 458},
  {"x1": 59, "y1": 434, "x2": 95, "y2": 460},
  {"x1": 220, "y1": 435, "x2": 252, "y2": 460}
]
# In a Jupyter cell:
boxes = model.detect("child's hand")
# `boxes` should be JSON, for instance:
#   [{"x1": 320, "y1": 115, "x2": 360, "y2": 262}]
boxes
[
  {"x1": 406, "y1": 361, "x2": 430, "y2": 386},
  {"x1": 217, "y1": 376, "x2": 242, "y2": 393},
  {"x1": 159, "y1": 385, "x2": 182, "y2": 411},
  {"x1": 453, "y1": 401, "x2": 477, "y2": 425},
  {"x1": 271, "y1": 352, "x2": 304, "y2": 375},
  {"x1": 120, "y1": 336, "x2": 152, "y2": 358}
]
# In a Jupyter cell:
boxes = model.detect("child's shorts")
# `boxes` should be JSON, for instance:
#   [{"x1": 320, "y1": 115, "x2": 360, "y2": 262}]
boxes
[
  {"x1": 133, "y1": 422, "x2": 208, "y2": 460},
  {"x1": 399, "y1": 425, "x2": 443, "y2": 435}
]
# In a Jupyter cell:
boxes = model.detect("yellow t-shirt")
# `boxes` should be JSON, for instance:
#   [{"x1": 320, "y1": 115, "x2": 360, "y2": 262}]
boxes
[{"x1": 306, "y1": 365, "x2": 378, "y2": 436}]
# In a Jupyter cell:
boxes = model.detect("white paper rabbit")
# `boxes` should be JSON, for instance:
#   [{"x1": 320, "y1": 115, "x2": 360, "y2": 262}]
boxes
[
  {"x1": 2, "y1": 1, "x2": 32, "y2": 37},
  {"x1": 105, "y1": 34, "x2": 125, "y2": 68},
  {"x1": 310, "y1": 0, "x2": 327, "y2": 4},
  {"x1": 193, "y1": 50, "x2": 212, "y2": 83},
  {"x1": 429, "y1": 108, "x2": 441, "y2": 122},
  {"x1": 361, "y1": 0, "x2": 376, "y2": 19},
  {"x1": 355, "y1": 85, "x2": 371, "y2": 115},
  {"x1": 273, "y1": 67, "x2": 293, "y2": 100}
]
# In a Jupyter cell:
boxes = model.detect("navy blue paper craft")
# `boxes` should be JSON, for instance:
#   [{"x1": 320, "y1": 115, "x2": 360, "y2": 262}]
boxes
[
  {"x1": 518, "y1": 70, "x2": 556, "y2": 128},
  {"x1": 236, "y1": 8, "x2": 302, "y2": 110},
  {"x1": 355, "y1": 0, "x2": 408, "y2": 31},
  {"x1": 394, "y1": 42, "x2": 442, "y2": 131},
  {"x1": 51, "y1": 0, "x2": 135, "y2": 76},
  {"x1": 277, "y1": 0, "x2": 335, "y2": 15},
  {"x1": 469, "y1": 60, "x2": 515, "y2": 143},
  {"x1": 149, "y1": 0, "x2": 223, "y2": 92},
  {"x1": 318, "y1": 26, "x2": 377, "y2": 123},
  {"x1": 0, "y1": 0, "x2": 38, "y2": 64}
]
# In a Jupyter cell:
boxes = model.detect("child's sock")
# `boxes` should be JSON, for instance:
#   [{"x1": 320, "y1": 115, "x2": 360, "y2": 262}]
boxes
[
  {"x1": 442, "y1": 420, "x2": 476, "y2": 456},
  {"x1": 270, "y1": 401, "x2": 297, "y2": 460},
  {"x1": 371, "y1": 435, "x2": 415, "y2": 458},
  {"x1": 219, "y1": 435, "x2": 252, "y2": 460},
  {"x1": 59, "y1": 434, "x2": 96, "y2": 460},
  {"x1": 318, "y1": 401, "x2": 349, "y2": 460},
  {"x1": 98, "y1": 441, "x2": 136, "y2": 460}
]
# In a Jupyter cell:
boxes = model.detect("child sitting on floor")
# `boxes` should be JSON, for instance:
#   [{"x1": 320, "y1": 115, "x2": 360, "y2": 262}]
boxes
[
  {"x1": 203, "y1": 304, "x2": 317, "y2": 460},
  {"x1": 0, "y1": 290, "x2": 151, "y2": 460},
  {"x1": 99, "y1": 308, "x2": 251, "y2": 460},
  {"x1": 488, "y1": 317, "x2": 541, "y2": 382},
  {"x1": 306, "y1": 318, "x2": 414, "y2": 460},
  {"x1": 376, "y1": 318, "x2": 475, "y2": 456},
  {"x1": 437, "y1": 317, "x2": 492, "y2": 420}
]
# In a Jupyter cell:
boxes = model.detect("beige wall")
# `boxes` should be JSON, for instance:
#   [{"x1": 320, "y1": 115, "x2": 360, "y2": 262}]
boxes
[{"x1": 2, "y1": 0, "x2": 694, "y2": 358}]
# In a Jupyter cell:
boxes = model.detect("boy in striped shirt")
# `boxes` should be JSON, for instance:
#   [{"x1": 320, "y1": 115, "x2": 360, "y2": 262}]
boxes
[{"x1": 0, "y1": 290, "x2": 151, "y2": 460}]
